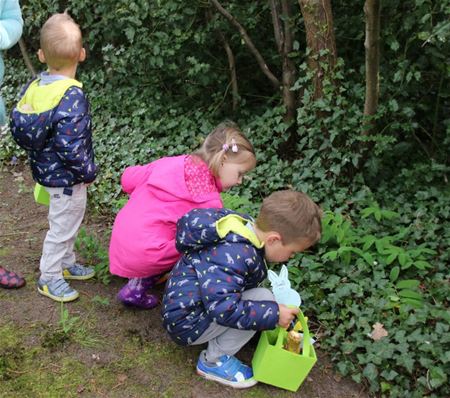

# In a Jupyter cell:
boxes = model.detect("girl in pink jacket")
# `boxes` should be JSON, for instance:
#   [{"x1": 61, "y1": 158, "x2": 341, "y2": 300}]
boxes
[{"x1": 109, "y1": 122, "x2": 256, "y2": 309}]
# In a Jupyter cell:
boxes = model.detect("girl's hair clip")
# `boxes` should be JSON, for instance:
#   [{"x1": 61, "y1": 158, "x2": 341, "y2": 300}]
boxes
[
  {"x1": 231, "y1": 138, "x2": 238, "y2": 153},
  {"x1": 222, "y1": 143, "x2": 230, "y2": 151}
]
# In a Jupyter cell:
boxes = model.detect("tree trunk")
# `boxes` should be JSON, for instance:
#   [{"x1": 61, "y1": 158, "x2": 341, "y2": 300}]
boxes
[
  {"x1": 298, "y1": 0, "x2": 337, "y2": 99},
  {"x1": 270, "y1": 0, "x2": 297, "y2": 124},
  {"x1": 363, "y1": 0, "x2": 381, "y2": 134},
  {"x1": 280, "y1": 0, "x2": 297, "y2": 124}
]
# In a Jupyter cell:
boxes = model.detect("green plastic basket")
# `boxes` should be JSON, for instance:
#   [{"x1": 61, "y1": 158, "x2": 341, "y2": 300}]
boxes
[
  {"x1": 252, "y1": 311, "x2": 317, "y2": 392},
  {"x1": 34, "y1": 183, "x2": 50, "y2": 206}
]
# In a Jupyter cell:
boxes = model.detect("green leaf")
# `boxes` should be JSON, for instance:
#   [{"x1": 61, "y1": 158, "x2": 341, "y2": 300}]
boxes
[
  {"x1": 375, "y1": 238, "x2": 391, "y2": 254},
  {"x1": 380, "y1": 382, "x2": 391, "y2": 392},
  {"x1": 398, "y1": 252, "x2": 408, "y2": 267},
  {"x1": 389, "y1": 99, "x2": 399, "y2": 111},
  {"x1": 381, "y1": 210, "x2": 400, "y2": 219},
  {"x1": 374, "y1": 209, "x2": 382, "y2": 222},
  {"x1": 401, "y1": 261, "x2": 413, "y2": 270},
  {"x1": 386, "y1": 253, "x2": 397, "y2": 265},
  {"x1": 341, "y1": 251, "x2": 352, "y2": 266},
  {"x1": 361, "y1": 235, "x2": 376, "y2": 251},
  {"x1": 429, "y1": 366, "x2": 447, "y2": 388},
  {"x1": 396, "y1": 279, "x2": 420, "y2": 289},
  {"x1": 361, "y1": 207, "x2": 375, "y2": 218},
  {"x1": 322, "y1": 251, "x2": 338, "y2": 261},
  {"x1": 397, "y1": 355, "x2": 414, "y2": 373},
  {"x1": 389, "y1": 266, "x2": 400, "y2": 282},
  {"x1": 390, "y1": 40, "x2": 400, "y2": 51},
  {"x1": 362, "y1": 252, "x2": 374, "y2": 266},
  {"x1": 381, "y1": 369, "x2": 398, "y2": 381},
  {"x1": 393, "y1": 70, "x2": 402, "y2": 82},
  {"x1": 417, "y1": 248, "x2": 437, "y2": 255},
  {"x1": 401, "y1": 297, "x2": 423, "y2": 308},
  {"x1": 336, "y1": 229, "x2": 345, "y2": 244},
  {"x1": 362, "y1": 363, "x2": 378, "y2": 381},
  {"x1": 125, "y1": 27, "x2": 135, "y2": 42},
  {"x1": 414, "y1": 260, "x2": 433, "y2": 270},
  {"x1": 398, "y1": 289, "x2": 423, "y2": 300}
]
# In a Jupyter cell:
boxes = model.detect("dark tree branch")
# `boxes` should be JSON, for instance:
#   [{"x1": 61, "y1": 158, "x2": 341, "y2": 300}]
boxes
[
  {"x1": 205, "y1": 8, "x2": 239, "y2": 111},
  {"x1": 269, "y1": 0, "x2": 284, "y2": 53},
  {"x1": 210, "y1": 0, "x2": 281, "y2": 88},
  {"x1": 218, "y1": 30, "x2": 239, "y2": 111}
]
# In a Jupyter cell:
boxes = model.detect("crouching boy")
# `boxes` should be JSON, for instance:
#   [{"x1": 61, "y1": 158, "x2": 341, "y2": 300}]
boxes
[{"x1": 161, "y1": 190, "x2": 322, "y2": 388}]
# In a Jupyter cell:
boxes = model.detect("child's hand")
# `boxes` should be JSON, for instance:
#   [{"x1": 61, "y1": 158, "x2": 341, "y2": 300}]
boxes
[{"x1": 278, "y1": 304, "x2": 299, "y2": 329}]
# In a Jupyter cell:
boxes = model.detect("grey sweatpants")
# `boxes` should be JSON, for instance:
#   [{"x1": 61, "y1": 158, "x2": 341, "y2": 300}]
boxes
[
  {"x1": 192, "y1": 287, "x2": 275, "y2": 362},
  {"x1": 39, "y1": 184, "x2": 87, "y2": 280}
]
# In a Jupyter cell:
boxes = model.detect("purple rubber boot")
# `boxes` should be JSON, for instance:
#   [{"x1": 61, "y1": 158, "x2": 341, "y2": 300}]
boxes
[{"x1": 117, "y1": 276, "x2": 159, "y2": 309}]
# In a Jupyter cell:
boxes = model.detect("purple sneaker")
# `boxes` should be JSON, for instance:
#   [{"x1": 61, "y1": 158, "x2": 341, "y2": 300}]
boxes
[{"x1": 117, "y1": 277, "x2": 159, "y2": 309}]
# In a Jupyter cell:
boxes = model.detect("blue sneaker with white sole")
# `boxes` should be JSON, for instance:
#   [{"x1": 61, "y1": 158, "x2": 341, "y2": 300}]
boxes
[
  {"x1": 63, "y1": 264, "x2": 95, "y2": 280},
  {"x1": 196, "y1": 353, "x2": 257, "y2": 389},
  {"x1": 37, "y1": 278, "x2": 79, "y2": 302}
]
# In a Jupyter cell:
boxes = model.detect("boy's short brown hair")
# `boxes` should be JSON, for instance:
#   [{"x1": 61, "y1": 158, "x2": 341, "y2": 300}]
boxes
[
  {"x1": 40, "y1": 12, "x2": 82, "y2": 70},
  {"x1": 256, "y1": 190, "x2": 322, "y2": 244}
]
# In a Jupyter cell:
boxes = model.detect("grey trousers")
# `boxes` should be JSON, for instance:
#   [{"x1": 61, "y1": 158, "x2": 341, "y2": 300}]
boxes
[
  {"x1": 39, "y1": 184, "x2": 87, "y2": 280},
  {"x1": 192, "y1": 287, "x2": 275, "y2": 362}
]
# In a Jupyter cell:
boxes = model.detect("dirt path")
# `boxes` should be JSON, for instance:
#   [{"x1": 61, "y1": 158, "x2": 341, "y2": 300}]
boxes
[{"x1": 0, "y1": 166, "x2": 368, "y2": 398}]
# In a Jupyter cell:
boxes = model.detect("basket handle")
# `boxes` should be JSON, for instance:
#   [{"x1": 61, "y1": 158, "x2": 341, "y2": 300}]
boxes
[
  {"x1": 275, "y1": 326, "x2": 285, "y2": 348},
  {"x1": 274, "y1": 310, "x2": 312, "y2": 357},
  {"x1": 297, "y1": 310, "x2": 311, "y2": 357}
]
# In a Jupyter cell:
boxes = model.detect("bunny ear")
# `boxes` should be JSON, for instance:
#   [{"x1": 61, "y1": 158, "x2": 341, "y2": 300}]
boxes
[
  {"x1": 267, "y1": 270, "x2": 278, "y2": 284},
  {"x1": 280, "y1": 265, "x2": 288, "y2": 280},
  {"x1": 280, "y1": 265, "x2": 292, "y2": 287}
]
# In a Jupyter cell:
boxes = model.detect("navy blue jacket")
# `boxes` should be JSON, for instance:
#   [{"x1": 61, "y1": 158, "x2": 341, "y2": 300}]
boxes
[
  {"x1": 10, "y1": 78, "x2": 97, "y2": 187},
  {"x1": 161, "y1": 208, "x2": 279, "y2": 346}
]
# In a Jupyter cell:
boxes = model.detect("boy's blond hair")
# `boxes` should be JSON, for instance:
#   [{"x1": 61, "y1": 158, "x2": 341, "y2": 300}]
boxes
[
  {"x1": 256, "y1": 190, "x2": 322, "y2": 244},
  {"x1": 193, "y1": 121, "x2": 255, "y2": 176},
  {"x1": 40, "y1": 12, "x2": 82, "y2": 70}
]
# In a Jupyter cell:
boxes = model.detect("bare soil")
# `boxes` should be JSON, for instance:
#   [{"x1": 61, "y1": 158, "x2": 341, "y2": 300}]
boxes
[{"x1": 0, "y1": 165, "x2": 368, "y2": 398}]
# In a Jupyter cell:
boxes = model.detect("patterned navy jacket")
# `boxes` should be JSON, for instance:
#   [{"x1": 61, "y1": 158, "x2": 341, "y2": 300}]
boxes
[
  {"x1": 161, "y1": 208, "x2": 279, "y2": 346},
  {"x1": 10, "y1": 78, "x2": 97, "y2": 187}
]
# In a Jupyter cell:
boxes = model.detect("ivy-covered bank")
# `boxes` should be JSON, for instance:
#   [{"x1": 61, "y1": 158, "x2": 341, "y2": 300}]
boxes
[{"x1": 1, "y1": 1, "x2": 449, "y2": 397}]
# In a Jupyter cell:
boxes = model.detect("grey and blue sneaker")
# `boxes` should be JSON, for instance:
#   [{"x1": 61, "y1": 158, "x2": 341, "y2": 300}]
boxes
[
  {"x1": 37, "y1": 278, "x2": 79, "y2": 302},
  {"x1": 63, "y1": 264, "x2": 95, "y2": 281},
  {"x1": 196, "y1": 352, "x2": 257, "y2": 389}
]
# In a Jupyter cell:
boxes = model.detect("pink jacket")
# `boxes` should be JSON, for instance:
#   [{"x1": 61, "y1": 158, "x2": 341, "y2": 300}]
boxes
[{"x1": 109, "y1": 155, "x2": 223, "y2": 278}]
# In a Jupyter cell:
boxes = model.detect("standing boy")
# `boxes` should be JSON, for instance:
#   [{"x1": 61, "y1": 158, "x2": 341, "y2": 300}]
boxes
[
  {"x1": 10, "y1": 12, "x2": 97, "y2": 302},
  {"x1": 162, "y1": 190, "x2": 322, "y2": 388}
]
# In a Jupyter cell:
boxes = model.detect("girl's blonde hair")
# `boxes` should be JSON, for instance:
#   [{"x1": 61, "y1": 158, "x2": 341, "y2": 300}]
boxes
[
  {"x1": 193, "y1": 121, "x2": 255, "y2": 176},
  {"x1": 40, "y1": 12, "x2": 82, "y2": 70}
]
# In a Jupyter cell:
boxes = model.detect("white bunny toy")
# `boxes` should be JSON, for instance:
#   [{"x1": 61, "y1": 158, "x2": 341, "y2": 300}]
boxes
[{"x1": 267, "y1": 264, "x2": 302, "y2": 307}]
